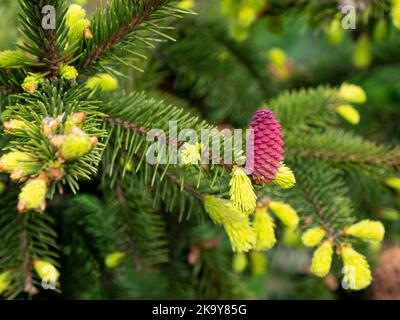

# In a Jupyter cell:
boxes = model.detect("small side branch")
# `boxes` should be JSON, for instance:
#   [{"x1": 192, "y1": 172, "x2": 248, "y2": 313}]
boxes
[
  {"x1": 116, "y1": 184, "x2": 143, "y2": 271},
  {"x1": 18, "y1": 214, "x2": 38, "y2": 296}
]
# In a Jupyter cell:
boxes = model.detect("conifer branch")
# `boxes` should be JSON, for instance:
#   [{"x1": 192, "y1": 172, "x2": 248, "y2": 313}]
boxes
[
  {"x1": 104, "y1": 114, "x2": 235, "y2": 170},
  {"x1": 18, "y1": 0, "x2": 68, "y2": 78},
  {"x1": 294, "y1": 179, "x2": 334, "y2": 233},
  {"x1": 0, "y1": 0, "x2": 396, "y2": 299},
  {"x1": 18, "y1": 214, "x2": 37, "y2": 296},
  {"x1": 130, "y1": 150, "x2": 204, "y2": 201},
  {"x1": 104, "y1": 116, "x2": 184, "y2": 149},
  {"x1": 42, "y1": 28, "x2": 61, "y2": 78},
  {"x1": 116, "y1": 184, "x2": 143, "y2": 271},
  {"x1": 163, "y1": 171, "x2": 203, "y2": 200},
  {"x1": 285, "y1": 129, "x2": 400, "y2": 170},
  {"x1": 82, "y1": 0, "x2": 167, "y2": 70}
]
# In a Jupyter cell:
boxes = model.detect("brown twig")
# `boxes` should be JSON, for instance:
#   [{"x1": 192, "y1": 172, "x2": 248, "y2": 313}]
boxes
[
  {"x1": 18, "y1": 213, "x2": 38, "y2": 296},
  {"x1": 42, "y1": 29, "x2": 61, "y2": 78},
  {"x1": 0, "y1": 84, "x2": 21, "y2": 94}
]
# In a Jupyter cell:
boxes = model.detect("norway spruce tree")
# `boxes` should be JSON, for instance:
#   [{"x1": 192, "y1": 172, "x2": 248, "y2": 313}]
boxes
[{"x1": 0, "y1": 0, "x2": 399, "y2": 300}]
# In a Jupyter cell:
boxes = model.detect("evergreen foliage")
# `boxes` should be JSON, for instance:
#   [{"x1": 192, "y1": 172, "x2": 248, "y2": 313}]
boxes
[{"x1": 0, "y1": 0, "x2": 399, "y2": 300}]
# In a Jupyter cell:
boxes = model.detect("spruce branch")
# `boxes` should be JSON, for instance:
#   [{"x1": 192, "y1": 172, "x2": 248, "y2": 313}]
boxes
[
  {"x1": 163, "y1": 169, "x2": 203, "y2": 201},
  {"x1": 83, "y1": 0, "x2": 165, "y2": 69},
  {"x1": 18, "y1": 0, "x2": 69, "y2": 78},
  {"x1": 42, "y1": 26, "x2": 61, "y2": 78},
  {"x1": 289, "y1": 161, "x2": 354, "y2": 229},
  {"x1": 104, "y1": 115, "x2": 235, "y2": 169},
  {"x1": 78, "y1": 0, "x2": 181, "y2": 72},
  {"x1": 294, "y1": 177, "x2": 334, "y2": 234},
  {"x1": 104, "y1": 115, "x2": 183, "y2": 149},
  {"x1": 18, "y1": 213, "x2": 37, "y2": 296},
  {"x1": 116, "y1": 184, "x2": 143, "y2": 271},
  {"x1": 101, "y1": 92, "x2": 241, "y2": 196},
  {"x1": 285, "y1": 129, "x2": 400, "y2": 170}
]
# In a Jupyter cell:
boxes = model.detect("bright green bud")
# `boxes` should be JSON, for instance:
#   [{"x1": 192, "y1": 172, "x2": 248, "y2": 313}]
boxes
[
  {"x1": 268, "y1": 47, "x2": 287, "y2": 69},
  {"x1": 238, "y1": 6, "x2": 257, "y2": 27},
  {"x1": 273, "y1": 162, "x2": 296, "y2": 189},
  {"x1": 60, "y1": 65, "x2": 78, "y2": 80},
  {"x1": 33, "y1": 260, "x2": 60, "y2": 284},
  {"x1": 229, "y1": 166, "x2": 256, "y2": 213},
  {"x1": 105, "y1": 251, "x2": 127, "y2": 269},
  {"x1": 21, "y1": 73, "x2": 44, "y2": 94},
  {"x1": 0, "y1": 151, "x2": 38, "y2": 180},
  {"x1": 353, "y1": 34, "x2": 371, "y2": 69},
  {"x1": 250, "y1": 251, "x2": 267, "y2": 276},
  {"x1": 177, "y1": 0, "x2": 194, "y2": 10},
  {"x1": 125, "y1": 161, "x2": 133, "y2": 172},
  {"x1": 63, "y1": 112, "x2": 87, "y2": 134},
  {"x1": 224, "y1": 215, "x2": 255, "y2": 253},
  {"x1": 384, "y1": 177, "x2": 400, "y2": 192},
  {"x1": 0, "y1": 151, "x2": 34, "y2": 172},
  {"x1": 87, "y1": 73, "x2": 118, "y2": 91},
  {"x1": 310, "y1": 240, "x2": 333, "y2": 278},
  {"x1": 335, "y1": 104, "x2": 360, "y2": 125},
  {"x1": 0, "y1": 50, "x2": 31, "y2": 68},
  {"x1": 68, "y1": 18, "x2": 91, "y2": 42},
  {"x1": 66, "y1": 4, "x2": 86, "y2": 28},
  {"x1": 373, "y1": 19, "x2": 387, "y2": 42},
  {"x1": 203, "y1": 195, "x2": 255, "y2": 252},
  {"x1": 345, "y1": 220, "x2": 385, "y2": 242},
  {"x1": 0, "y1": 271, "x2": 12, "y2": 295},
  {"x1": 269, "y1": 201, "x2": 299, "y2": 228},
  {"x1": 338, "y1": 83, "x2": 367, "y2": 104},
  {"x1": 179, "y1": 143, "x2": 201, "y2": 166},
  {"x1": 253, "y1": 207, "x2": 276, "y2": 251},
  {"x1": 3, "y1": 119, "x2": 28, "y2": 134},
  {"x1": 232, "y1": 252, "x2": 248, "y2": 273},
  {"x1": 60, "y1": 130, "x2": 96, "y2": 161},
  {"x1": 18, "y1": 178, "x2": 47, "y2": 213},
  {"x1": 381, "y1": 208, "x2": 400, "y2": 221},
  {"x1": 229, "y1": 21, "x2": 249, "y2": 42},
  {"x1": 392, "y1": 0, "x2": 400, "y2": 29},
  {"x1": 341, "y1": 244, "x2": 372, "y2": 290},
  {"x1": 203, "y1": 195, "x2": 230, "y2": 225},
  {"x1": 326, "y1": 18, "x2": 344, "y2": 45},
  {"x1": 301, "y1": 227, "x2": 326, "y2": 247}
]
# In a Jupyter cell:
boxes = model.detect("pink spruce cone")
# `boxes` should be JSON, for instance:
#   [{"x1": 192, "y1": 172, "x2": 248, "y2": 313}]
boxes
[{"x1": 245, "y1": 109, "x2": 284, "y2": 185}]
